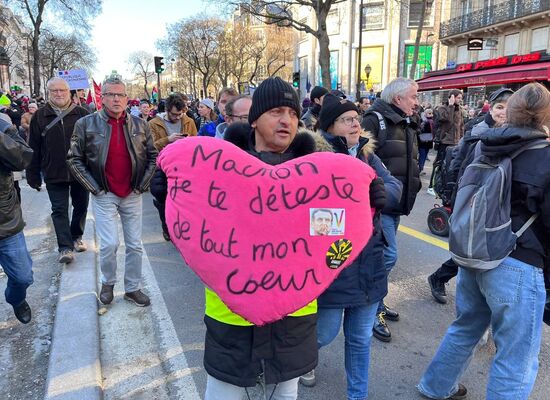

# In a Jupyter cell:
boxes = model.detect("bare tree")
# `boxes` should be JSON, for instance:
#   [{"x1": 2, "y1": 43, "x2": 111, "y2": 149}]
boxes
[
  {"x1": 163, "y1": 16, "x2": 224, "y2": 98},
  {"x1": 263, "y1": 25, "x2": 294, "y2": 78},
  {"x1": 7, "y1": 0, "x2": 102, "y2": 96},
  {"x1": 128, "y1": 51, "x2": 155, "y2": 99},
  {"x1": 38, "y1": 32, "x2": 97, "y2": 82},
  {"x1": 217, "y1": 0, "x2": 346, "y2": 88},
  {"x1": 409, "y1": 0, "x2": 429, "y2": 79}
]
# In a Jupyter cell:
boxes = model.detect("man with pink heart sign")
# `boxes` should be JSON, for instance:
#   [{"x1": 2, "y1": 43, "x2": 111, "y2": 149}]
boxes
[{"x1": 157, "y1": 77, "x2": 385, "y2": 400}]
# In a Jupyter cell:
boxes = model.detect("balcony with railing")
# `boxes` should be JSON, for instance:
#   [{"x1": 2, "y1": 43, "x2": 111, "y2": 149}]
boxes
[{"x1": 440, "y1": 0, "x2": 550, "y2": 39}]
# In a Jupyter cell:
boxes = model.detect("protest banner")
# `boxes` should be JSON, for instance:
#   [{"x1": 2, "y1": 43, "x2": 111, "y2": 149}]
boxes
[{"x1": 158, "y1": 137, "x2": 376, "y2": 325}]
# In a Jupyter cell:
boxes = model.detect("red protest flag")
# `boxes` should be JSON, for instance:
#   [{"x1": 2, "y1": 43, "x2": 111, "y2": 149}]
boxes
[
  {"x1": 92, "y1": 79, "x2": 102, "y2": 110},
  {"x1": 86, "y1": 90, "x2": 93, "y2": 105}
]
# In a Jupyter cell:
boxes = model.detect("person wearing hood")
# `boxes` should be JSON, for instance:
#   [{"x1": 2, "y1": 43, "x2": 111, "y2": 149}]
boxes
[
  {"x1": 360, "y1": 77, "x2": 421, "y2": 342},
  {"x1": 197, "y1": 98, "x2": 218, "y2": 137},
  {"x1": 301, "y1": 86, "x2": 328, "y2": 130},
  {"x1": 298, "y1": 94, "x2": 402, "y2": 399},
  {"x1": 418, "y1": 82, "x2": 550, "y2": 400},
  {"x1": 428, "y1": 88, "x2": 514, "y2": 304}
]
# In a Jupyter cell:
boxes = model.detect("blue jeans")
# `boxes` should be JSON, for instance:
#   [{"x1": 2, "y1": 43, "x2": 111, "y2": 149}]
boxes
[
  {"x1": 418, "y1": 257, "x2": 545, "y2": 400},
  {"x1": 377, "y1": 214, "x2": 400, "y2": 313},
  {"x1": 92, "y1": 192, "x2": 143, "y2": 292},
  {"x1": 0, "y1": 231, "x2": 33, "y2": 306},
  {"x1": 418, "y1": 147, "x2": 429, "y2": 172},
  {"x1": 317, "y1": 303, "x2": 379, "y2": 400}
]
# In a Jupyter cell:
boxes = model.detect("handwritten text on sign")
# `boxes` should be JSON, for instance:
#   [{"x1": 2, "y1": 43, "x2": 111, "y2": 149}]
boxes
[{"x1": 157, "y1": 137, "x2": 376, "y2": 325}]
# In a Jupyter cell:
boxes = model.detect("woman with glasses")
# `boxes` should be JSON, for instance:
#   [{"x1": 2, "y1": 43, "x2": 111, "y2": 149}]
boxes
[
  {"x1": 197, "y1": 98, "x2": 218, "y2": 137},
  {"x1": 299, "y1": 94, "x2": 402, "y2": 400}
]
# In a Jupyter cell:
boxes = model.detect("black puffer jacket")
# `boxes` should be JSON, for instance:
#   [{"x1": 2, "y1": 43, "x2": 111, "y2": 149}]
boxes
[
  {"x1": 0, "y1": 119, "x2": 33, "y2": 240},
  {"x1": 27, "y1": 103, "x2": 89, "y2": 187},
  {"x1": 479, "y1": 126, "x2": 550, "y2": 268},
  {"x1": 203, "y1": 122, "x2": 318, "y2": 387},
  {"x1": 361, "y1": 99, "x2": 421, "y2": 215}
]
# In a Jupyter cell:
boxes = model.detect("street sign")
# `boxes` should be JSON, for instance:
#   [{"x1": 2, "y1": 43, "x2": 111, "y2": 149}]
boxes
[{"x1": 57, "y1": 69, "x2": 89, "y2": 90}]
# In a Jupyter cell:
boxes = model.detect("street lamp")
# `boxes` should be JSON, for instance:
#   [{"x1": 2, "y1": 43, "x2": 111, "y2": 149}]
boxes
[{"x1": 364, "y1": 64, "x2": 371, "y2": 90}]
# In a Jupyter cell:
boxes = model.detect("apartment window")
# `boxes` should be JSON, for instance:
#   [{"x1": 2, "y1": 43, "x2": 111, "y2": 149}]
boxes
[
  {"x1": 362, "y1": 1, "x2": 385, "y2": 30},
  {"x1": 408, "y1": 0, "x2": 433, "y2": 27},
  {"x1": 504, "y1": 33, "x2": 519, "y2": 56},
  {"x1": 457, "y1": 45, "x2": 468, "y2": 64},
  {"x1": 327, "y1": 9, "x2": 340, "y2": 35},
  {"x1": 299, "y1": 18, "x2": 308, "y2": 41},
  {"x1": 531, "y1": 27, "x2": 549, "y2": 51},
  {"x1": 477, "y1": 48, "x2": 491, "y2": 61}
]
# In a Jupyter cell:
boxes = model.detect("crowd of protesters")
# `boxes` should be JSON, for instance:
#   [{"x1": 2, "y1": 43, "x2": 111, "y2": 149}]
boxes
[{"x1": 1, "y1": 73, "x2": 549, "y2": 400}]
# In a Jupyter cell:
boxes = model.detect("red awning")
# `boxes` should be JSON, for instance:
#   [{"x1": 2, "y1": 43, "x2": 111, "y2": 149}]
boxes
[{"x1": 417, "y1": 62, "x2": 550, "y2": 91}]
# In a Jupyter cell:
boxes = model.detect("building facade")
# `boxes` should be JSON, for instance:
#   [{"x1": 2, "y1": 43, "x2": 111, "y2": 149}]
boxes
[
  {"x1": 293, "y1": 0, "x2": 448, "y2": 100},
  {"x1": 417, "y1": 0, "x2": 550, "y2": 106},
  {"x1": 0, "y1": 1, "x2": 32, "y2": 94}
]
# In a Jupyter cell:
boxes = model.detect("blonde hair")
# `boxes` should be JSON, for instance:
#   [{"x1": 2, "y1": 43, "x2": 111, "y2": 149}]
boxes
[{"x1": 506, "y1": 83, "x2": 550, "y2": 131}]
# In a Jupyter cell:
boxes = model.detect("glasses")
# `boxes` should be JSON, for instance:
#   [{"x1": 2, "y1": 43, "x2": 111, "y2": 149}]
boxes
[
  {"x1": 49, "y1": 89, "x2": 68, "y2": 93},
  {"x1": 335, "y1": 115, "x2": 362, "y2": 126},
  {"x1": 102, "y1": 93, "x2": 127, "y2": 99},
  {"x1": 229, "y1": 114, "x2": 248, "y2": 121},
  {"x1": 168, "y1": 110, "x2": 184, "y2": 119}
]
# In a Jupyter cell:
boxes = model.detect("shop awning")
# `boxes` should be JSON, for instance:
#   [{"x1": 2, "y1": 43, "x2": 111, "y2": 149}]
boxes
[{"x1": 417, "y1": 62, "x2": 550, "y2": 91}]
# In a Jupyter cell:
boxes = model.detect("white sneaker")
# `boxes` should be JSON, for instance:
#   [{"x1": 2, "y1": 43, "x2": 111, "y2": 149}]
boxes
[
  {"x1": 427, "y1": 188, "x2": 436, "y2": 196},
  {"x1": 299, "y1": 370, "x2": 316, "y2": 387}
]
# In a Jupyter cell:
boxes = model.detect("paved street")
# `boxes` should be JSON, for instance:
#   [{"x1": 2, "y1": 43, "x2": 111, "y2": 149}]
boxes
[{"x1": 2, "y1": 155, "x2": 550, "y2": 399}]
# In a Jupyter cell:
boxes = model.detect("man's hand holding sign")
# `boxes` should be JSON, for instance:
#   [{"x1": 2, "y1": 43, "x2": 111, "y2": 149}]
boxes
[{"x1": 158, "y1": 136, "x2": 376, "y2": 325}]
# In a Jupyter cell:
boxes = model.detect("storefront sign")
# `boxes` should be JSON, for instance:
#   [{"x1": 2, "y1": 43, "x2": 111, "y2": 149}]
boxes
[
  {"x1": 467, "y1": 38, "x2": 483, "y2": 50},
  {"x1": 456, "y1": 51, "x2": 543, "y2": 72}
]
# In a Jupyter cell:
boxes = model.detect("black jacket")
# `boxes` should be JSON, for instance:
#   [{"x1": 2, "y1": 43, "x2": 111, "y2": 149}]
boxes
[
  {"x1": 27, "y1": 103, "x2": 89, "y2": 187},
  {"x1": 478, "y1": 126, "x2": 550, "y2": 268},
  {"x1": 0, "y1": 119, "x2": 34, "y2": 240},
  {"x1": 361, "y1": 99, "x2": 421, "y2": 215},
  {"x1": 315, "y1": 131, "x2": 402, "y2": 308},
  {"x1": 67, "y1": 110, "x2": 157, "y2": 195},
  {"x1": 203, "y1": 122, "x2": 318, "y2": 387}
]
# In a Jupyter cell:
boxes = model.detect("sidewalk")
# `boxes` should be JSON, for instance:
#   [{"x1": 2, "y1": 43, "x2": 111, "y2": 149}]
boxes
[{"x1": 43, "y1": 190, "x2": 200, "y2": 400}]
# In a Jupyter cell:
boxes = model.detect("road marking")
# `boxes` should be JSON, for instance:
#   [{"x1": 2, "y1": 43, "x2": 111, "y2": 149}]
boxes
[{"x1": 398, "y1": 225, "x2": 449, "y2": 251}]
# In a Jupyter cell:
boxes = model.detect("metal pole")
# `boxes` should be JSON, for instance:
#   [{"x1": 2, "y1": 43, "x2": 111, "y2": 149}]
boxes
[
  {"x1": 355, "y1": 0, "x2": 364, "y2": 101},
  {"x1": 157, "y1": 72, "x2": 161, "y2": 103}
]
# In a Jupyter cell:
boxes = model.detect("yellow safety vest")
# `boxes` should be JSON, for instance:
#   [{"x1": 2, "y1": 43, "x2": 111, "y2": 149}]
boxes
[{"x1": 205, "y1": 288, "x2": 317, "y2": 326}]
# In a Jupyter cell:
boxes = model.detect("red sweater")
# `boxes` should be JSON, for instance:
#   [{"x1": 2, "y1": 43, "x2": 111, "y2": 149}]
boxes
[{"x1": 105, "y1": 115, "x2": 132, "y2": 197}]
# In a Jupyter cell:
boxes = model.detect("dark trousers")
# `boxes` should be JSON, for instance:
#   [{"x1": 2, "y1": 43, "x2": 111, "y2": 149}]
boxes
[
  {"x1": 432, "y1": 258, "x2": 459, "y2": 284},
  {"x1": 153, "y1": 198, "x2": 169, "y2": 236},
  {"x1": 428, "y1": 144, "x2": 450, "y2": 188},
  {"x1": 46, "y1": 181, "x2": 89, "y2": 251}
]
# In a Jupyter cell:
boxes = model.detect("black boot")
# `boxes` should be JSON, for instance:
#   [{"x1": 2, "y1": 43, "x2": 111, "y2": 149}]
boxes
[
  {"x1": 382, "y1": 303, "x2": 399, "y2": 321},
  {"x1": 13, "y1": 300, "x2": 32, "y2": 324},
  {"x1": 428, "y1": 273, "x2": 447, "y2": 304},
  {"x1": 373, "y1": 312, "x2": 391, "y2": 342}
]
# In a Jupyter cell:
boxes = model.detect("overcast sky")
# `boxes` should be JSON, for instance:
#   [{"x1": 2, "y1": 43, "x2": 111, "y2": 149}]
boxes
[{"x1": 90, "y1": 0, "x2": 212, "y2": 80}]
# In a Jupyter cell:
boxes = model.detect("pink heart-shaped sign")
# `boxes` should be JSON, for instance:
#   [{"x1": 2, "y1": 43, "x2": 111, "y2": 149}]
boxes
[{"x1": 157, "y1": 137, "x2": 376, "y2": 325}]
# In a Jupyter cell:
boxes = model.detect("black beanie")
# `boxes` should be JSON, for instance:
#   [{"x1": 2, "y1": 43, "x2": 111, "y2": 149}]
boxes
[
  {"x1": 248, "y1": 77, "x2": 301, "y2": 124},
  {"x1": 319, "y1": 94, "x2": 360, "y2": 132},
  {"x1": 310, "y1": 86, "x2": 329, "y2": 102}
]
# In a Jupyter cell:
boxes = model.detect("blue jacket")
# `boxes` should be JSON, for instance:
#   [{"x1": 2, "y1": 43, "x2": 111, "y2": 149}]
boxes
[{"x1": 315, "y1": 130, "x2": 403, "y2": 308}]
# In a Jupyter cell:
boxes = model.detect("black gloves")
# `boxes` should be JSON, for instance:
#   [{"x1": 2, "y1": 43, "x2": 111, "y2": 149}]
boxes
[{"x1": 369, "y1": 177, "x2": 386, "y2": 212}]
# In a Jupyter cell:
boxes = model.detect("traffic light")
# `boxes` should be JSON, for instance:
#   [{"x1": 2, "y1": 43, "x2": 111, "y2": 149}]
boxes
[
  {"x1": 292, "y1": 72, "x2": 300, "y2": 88},
  {"x1": 154, "y1": 56, "x2": 165, "y2": 74}
]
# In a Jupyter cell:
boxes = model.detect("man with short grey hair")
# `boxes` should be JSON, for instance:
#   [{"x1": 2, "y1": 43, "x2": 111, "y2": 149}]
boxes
[
  {"x1": 361, "y1": 77, "x2": 421, "y2": 342},
  {"x1": 27, "y1": 77, "x2": 90, "y2": 264},
  {"x1": 67, "y1": 77, "x2": 157, "y2": 307}
]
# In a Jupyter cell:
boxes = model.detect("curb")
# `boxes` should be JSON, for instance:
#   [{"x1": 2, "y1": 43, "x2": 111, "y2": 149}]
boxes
[{"x1": 45, "y1": 209, "x2": 103, "y2": 400}]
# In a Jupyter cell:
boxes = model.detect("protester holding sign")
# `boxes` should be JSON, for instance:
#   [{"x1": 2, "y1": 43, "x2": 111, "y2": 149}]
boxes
[
  {"x1": 157, "y1": 77, "x2": 381, "y2": 400},
  {"x1": 298, "y1": 95, "x2": 402, "y2": 398}
]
